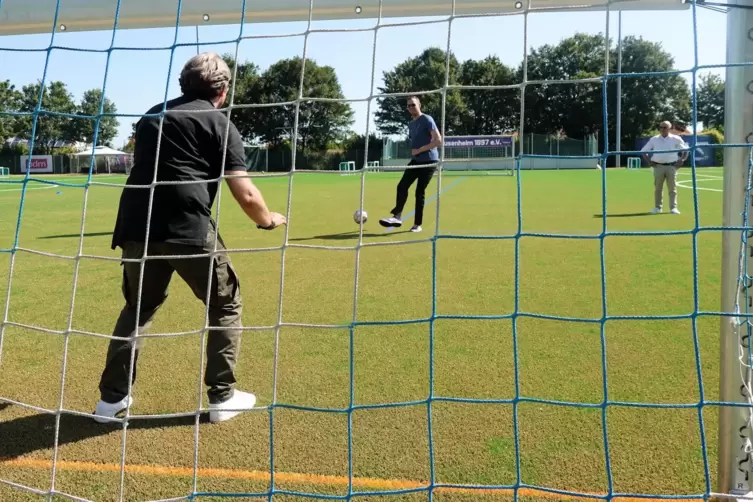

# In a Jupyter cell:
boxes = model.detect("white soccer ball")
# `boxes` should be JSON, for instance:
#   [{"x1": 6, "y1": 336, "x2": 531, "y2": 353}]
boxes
[{"x1": 353, "y1": 209, "x2": 368, "y2": 224}]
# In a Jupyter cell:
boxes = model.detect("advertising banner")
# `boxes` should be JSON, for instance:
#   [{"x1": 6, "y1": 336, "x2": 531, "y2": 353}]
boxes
[
  {"x1": 444, "y1": 136, "x2": 514, "y2": 148},
  {"x1": 21, "y1": 155, "x2": 54, "y2": 173}
]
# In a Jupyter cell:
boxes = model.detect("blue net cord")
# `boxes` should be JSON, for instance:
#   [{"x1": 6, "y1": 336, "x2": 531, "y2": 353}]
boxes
[{"x1": 1, "y1": 0, "x2": 752, "y2": 500}]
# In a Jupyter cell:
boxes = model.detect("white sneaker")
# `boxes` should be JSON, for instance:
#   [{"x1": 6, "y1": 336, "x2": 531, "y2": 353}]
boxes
[
  {"x1": 209, "y1": 390, "x2": 257, "y2": 423},
  {"x1": 378, "y1": 217, "x2": 402, "y2": 228},
  {"x1": 410, "y1": 225, "x2": 422, "y2": 232},
  {"x1": 650, "y1": 207, "x2": 661, "y2": 214},
  {"x1": 670, "y1": 208, "x2": 680, "y2": 214},
  {"x1": 93, "y1": 396, "x2": 133, "y2": 423}
]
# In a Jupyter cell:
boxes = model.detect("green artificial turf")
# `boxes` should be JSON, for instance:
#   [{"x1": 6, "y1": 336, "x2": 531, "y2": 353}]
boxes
[{"x1": 0, "y1": 167, "x2": 728, "y2": 501}]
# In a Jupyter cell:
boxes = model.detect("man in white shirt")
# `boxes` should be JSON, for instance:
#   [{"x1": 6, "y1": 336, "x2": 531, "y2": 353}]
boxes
[{"x1": 640, "y1": 120, "x2": 689, "y2": 214}]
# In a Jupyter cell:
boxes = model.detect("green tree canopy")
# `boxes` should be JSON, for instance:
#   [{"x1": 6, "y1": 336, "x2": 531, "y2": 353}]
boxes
[
  {"x1": 71, "y1": 88, "x2": 120, "y2": 146},
  {"x1": 458, "y1": 56, "x2": 518, "y2": 134},
  {"x1": 220, "y1": 54, "x2": 263, "y2": 142},
  {"x1": 0, "y1": 80, "x2": 22, "y2": 143},
  {"x1": 375, "y1": 47, "x2": 466, "y2": 136},
  {"x1": 521, "y1": 33, "x2": 606, "y2": 137},
  {"x1": 696, "y1": 72, "x2": 724, "y2": 129},
  {"x1": 225, "y1": 55, "x2": 354, "y2": 151},
  {"x1": 612, "y1": 35, "x2": 690, "y2": 146},
  {"x1": 14, "y1": 80, "x2": 78, "y2": 154}
]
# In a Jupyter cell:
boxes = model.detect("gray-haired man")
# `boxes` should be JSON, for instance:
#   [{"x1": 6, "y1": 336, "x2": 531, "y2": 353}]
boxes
[
  {"x1": 94, "y1": 52, "x2": 286, "y2": 424},
  {"x1": 640, "y1": 120, "x2": 689, "y2": 215}
]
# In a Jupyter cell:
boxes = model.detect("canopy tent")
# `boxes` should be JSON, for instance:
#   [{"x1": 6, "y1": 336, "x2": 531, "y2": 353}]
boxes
[{"x1": 75, "y1": 145, "x2": 132, "y2": 175}]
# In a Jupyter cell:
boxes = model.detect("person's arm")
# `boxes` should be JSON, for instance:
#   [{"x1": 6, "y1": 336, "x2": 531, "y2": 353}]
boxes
[
  {"x1": 412, "y1": 118, "x2": 443, "y2": 156},
  {"x1": 640, "y1": 138, "x2": 654, "y2": 165},
  {"x1": 417, "y1": 129, "x2": 442, "y2": 154},
  {"x1": 225, "y1": 173, "x2": 286, "y2": 229},
  {"x1": 677, "y1": 137, "x2": 690, "y2": 166},
  {"x1": 222, "y1": 121, "x2": 286, "y2": 229}
]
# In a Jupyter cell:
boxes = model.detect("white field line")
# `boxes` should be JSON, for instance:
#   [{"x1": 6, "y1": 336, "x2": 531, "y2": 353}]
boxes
[
  {"x1": 0, "y1": 175, "x2": 127, "y2": 193},
  {"x1": 675, "y1": 171, "x2": 723, "y2": 192}
]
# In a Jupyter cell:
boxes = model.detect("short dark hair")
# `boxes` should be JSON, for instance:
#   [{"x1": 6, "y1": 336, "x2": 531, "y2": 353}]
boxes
[{"x1": 407, "y1": 95, "x2": 421, "y2": 104}]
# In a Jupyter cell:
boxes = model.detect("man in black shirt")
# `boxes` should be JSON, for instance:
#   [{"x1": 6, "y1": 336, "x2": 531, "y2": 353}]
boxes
[{"x1": 94, "y1": 52, "x2": 286, "y2": 424}]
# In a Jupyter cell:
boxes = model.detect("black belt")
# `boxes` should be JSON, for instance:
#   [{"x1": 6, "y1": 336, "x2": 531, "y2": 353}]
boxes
[{"x1": 654, "y1": 162, "x2": 676, "y2": 165}]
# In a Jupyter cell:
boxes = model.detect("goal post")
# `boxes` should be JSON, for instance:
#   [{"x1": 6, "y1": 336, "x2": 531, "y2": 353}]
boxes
[
  {"x1": 0, "y1": 0, "x2": 690, "y2": 35},
  {"x1": 719, "y1": 1, "x2": 753, "y2": 498},
  {"x1": 3, "y1": 0, "x2": 722, "y2": 502}
]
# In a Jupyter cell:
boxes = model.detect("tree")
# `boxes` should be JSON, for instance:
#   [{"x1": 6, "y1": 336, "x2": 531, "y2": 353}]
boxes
[
  {"x1": 340, "y1": 132, "x2": 383, "y2": 166},
  {"x1": 122, "y1": 121, "x2": 138, "y2": 153},
  {"x1": 14, "y1": 80, "x2": 78, "y2": 154},
  {"x1": 252, "y1": 56, "x2": 354, "y2": 150},
  {"x1": 458, "y1": 56, "x2": 518, "y2": 134},
  {"x1": 72, "y1": 88, "x2": 120, "y2": 146},
  {"x1": 375, "y1": 47, "x2": 466, "y2": 136},
  {"x1": 612, "y1": 36, "x2": 691, "y2": 148},
  {"x1": 696, "y1": 73, "x2": 724, "y2": 129},
  {"x1": 220, "y1": 54, "x2": 263, "y2": 142},
  {"x1": 516, "y1": 33, "x2": 691, "y2": 163},
  {"x1": 0, "y1": 80, "x2": 22, "y2": 142},
  {"x1": 521, "y1": 33, "x2": 608, "y2": 137}
]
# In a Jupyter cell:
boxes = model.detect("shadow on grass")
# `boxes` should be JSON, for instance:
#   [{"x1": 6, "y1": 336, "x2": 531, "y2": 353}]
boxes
[
  {"x1": 38, "y1": 231, "x2": 113, "y2": 240},
  {"x1": 593, "y1": 212, "x2": 665, "y2": 218},
  {"x1": 289, "y1": 230, "x2": 409, "y2": 242},
  {"x1": 0, "y1": 405, "x2": 208, "y2": 460}
]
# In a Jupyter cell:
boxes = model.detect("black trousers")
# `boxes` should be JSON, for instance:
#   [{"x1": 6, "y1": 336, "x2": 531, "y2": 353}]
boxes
[{"x1": 390, "y1": 160, "x2": 436, "y2": 226}]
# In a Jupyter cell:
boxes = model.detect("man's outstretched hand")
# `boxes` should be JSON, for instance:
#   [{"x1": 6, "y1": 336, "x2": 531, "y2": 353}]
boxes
[{"x1": 257, "y1": 212, "x2": 287, "y2": 230}]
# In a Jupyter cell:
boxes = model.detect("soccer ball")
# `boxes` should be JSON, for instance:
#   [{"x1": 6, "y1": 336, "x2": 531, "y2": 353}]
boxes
[{"x1": 353, "y1": 209, "x2": 368, "y2": 224}]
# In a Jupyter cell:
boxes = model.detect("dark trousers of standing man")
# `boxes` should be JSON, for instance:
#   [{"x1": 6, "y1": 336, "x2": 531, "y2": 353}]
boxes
[
  {"x1": 99, "y1": 221, "x2": 243, "y2": 406},
  {"x1": 390, "y1": 159, "x2": 436, "y2": 226}
]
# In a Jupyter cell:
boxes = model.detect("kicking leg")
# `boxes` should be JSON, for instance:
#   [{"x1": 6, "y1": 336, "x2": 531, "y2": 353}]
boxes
[{"x1": 380, "y1": 164, "x2": 420, "y2": 228}]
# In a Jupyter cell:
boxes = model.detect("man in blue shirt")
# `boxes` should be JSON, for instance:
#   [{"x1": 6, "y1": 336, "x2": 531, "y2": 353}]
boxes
[{"x1": 379, "y1": 95, "x2": 442, "y2": 233}]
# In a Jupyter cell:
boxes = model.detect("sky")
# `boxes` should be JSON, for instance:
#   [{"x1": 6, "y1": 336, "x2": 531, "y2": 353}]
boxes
[{"x1": 0, "y1": 3, "x2": 728, "y2": 148}]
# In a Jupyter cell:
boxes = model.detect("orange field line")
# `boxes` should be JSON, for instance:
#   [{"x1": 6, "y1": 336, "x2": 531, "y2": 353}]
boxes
[{"x1": 0, "y1": 457, "x2": 702, "y2": 502}]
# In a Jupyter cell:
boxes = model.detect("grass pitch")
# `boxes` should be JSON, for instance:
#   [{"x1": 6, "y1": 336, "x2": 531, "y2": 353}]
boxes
[{"x1": 0, "y1": 167, "x2": 728, "y2": 501}]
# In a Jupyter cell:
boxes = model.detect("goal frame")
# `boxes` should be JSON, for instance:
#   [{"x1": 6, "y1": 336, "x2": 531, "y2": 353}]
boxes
[
  {"x1": 7, "y1": 0, "x2": 748, "y2": 500},
  {"x1": 0, "y1": 0, "x2": 689, "y2": 36},
  {"x1": 719, "y1": 0, "x2": 753, "y2": 498}
]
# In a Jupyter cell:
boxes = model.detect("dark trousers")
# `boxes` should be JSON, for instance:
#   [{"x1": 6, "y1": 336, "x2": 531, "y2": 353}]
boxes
[
  {"x1": 391, "y1": 160, "x2": 436, "y2": 226},
  {"x1": 99, "y1": 223, "x2": 243, "y2": 405}
]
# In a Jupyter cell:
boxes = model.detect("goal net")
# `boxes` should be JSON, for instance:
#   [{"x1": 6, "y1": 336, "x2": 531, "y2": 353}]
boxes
[{"x1": 1, "y1": 0, "x2": 752, "y2": 501}]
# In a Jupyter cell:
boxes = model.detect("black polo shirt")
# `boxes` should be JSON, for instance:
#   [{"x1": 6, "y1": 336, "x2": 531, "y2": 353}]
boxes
[{"x1": 111, "y1": 94, "x2": 247, "y2": 250}]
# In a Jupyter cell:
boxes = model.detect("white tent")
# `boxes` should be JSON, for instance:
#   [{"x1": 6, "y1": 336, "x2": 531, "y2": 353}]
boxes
[
  {"x1": 75, "y1": 145, "x2": 131, "y2": 175},
  {"x1": 75, "y1": 145, "x2": 126, "y2": 157}
]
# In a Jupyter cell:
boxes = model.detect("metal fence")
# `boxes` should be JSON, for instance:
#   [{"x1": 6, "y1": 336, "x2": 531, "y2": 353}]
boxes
[
  {"x1": 519, "y1": 133, "x2": 598, "y2": 157},
  {"x1": 383, "y1": 133, "x2": 597, "y2": 161}
]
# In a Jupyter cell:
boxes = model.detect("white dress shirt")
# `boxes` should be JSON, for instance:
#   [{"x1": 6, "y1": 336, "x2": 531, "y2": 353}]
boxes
[{"x1": 641, "y1": 133, "x2": 689, "y2": 164}]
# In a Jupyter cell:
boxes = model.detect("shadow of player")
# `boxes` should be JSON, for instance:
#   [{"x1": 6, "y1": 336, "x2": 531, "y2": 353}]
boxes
[
  {"x1": 0, "y1": 404, "x2": 208, "y2": 460},
  {"x1": 38, "y1": 231, "x2": 113, "y2": 240},
  {"x1": 289, "y1": 230, "x2": 409, "y2": 242},
  {"x1": 593, "y1": 212, "x2": 666, "y2": 218}
]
